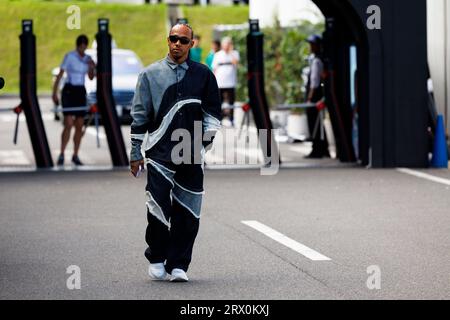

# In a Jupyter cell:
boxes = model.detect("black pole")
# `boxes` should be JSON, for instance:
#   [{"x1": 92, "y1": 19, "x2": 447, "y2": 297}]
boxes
[
  {"x1": 322, "y1": 17, "x2": 356, "y2": 163},
  {"x1": 96, "y1": 18, "x2": 129, "y2": 167},
  {"x1": 19, "y1": 20, "x2": 53, "y2": 168},
  {"x1": 246, "y1": 19, "x2": 279, "y2": 165}
]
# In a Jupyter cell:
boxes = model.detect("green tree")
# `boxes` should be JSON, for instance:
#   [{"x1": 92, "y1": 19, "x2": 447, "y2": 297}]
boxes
[{"x1": 222, "y1": 20, "x2": 324, "y2": 110}]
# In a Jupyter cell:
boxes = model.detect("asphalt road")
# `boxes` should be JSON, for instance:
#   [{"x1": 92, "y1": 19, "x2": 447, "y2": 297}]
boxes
[{"x1": 0, "y1": 167, "x2": 449, "y2": 299}]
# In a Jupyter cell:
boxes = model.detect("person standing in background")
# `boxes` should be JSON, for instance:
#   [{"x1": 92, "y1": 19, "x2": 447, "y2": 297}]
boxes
[
  {"x1": 52, "y1": 35, "x2": 95, "y2": 166},
  {"x1": 205, "y1": 40, "x2": 220, "y2": 71},
  {"x1": 189, "y1": 35, "x2": 202, "y2": 63},
  {"x1": 212, "y1": 36, "x2": 240, "y2": 127}
]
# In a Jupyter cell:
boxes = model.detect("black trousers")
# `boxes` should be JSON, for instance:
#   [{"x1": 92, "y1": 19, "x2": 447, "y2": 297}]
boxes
[
  {"x1": 306, "y1": 105, "x2": 330, "y2": 156},
  {"x1": 145, "y1": 200, "x2": 200, "y2": 273},
  {"x1": 144, "y1": 158, "x2": 203, "y2": 274}
]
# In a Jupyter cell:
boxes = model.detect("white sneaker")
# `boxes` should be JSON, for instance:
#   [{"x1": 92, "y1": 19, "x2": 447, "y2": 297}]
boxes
[
  {"x1": 148, "y1": 263, "x2": 169, "y2": 281},
  {"x1": 169, "y1": 268, "x2": 189, "y2": 282}
]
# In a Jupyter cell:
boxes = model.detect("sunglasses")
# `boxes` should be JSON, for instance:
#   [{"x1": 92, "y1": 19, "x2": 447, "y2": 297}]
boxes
[{"x1": 169, "y1": 35, "x2": 191, "y2": 45}]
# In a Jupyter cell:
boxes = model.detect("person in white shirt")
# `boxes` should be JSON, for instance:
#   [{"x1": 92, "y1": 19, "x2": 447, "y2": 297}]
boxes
[
  {"x1": 212, "y1": 37, "x2": 240, "y2": 127},
  {"x1": 52, "y1": 35, "x2": 95, "y2": 166}
]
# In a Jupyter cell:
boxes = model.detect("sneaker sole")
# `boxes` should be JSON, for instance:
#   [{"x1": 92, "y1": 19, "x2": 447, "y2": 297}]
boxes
[
  {"x1": 150, "y1": 277, "x2": 170, "y2": 281},
  {"x1": 149, "y1": 273, "x2": 170, "y2": 281}
]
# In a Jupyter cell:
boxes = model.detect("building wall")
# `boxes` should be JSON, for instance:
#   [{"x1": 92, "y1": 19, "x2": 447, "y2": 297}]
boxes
[{"x1": 249, "y1": 0, "x2": 323, "y2": 27}]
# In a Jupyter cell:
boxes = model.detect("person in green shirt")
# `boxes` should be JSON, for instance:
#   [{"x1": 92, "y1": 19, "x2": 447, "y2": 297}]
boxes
[
  {"x1": 189, "y1": 35, "x2": 202, "y2": 63},
  {"x1": 205, "y1": 40, "x2": 220, "y2": 70}
]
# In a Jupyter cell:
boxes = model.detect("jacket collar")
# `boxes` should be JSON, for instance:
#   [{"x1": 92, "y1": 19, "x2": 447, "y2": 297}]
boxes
[{"x1": 165, "y1": 54, "x2": 189, "y2": 70}]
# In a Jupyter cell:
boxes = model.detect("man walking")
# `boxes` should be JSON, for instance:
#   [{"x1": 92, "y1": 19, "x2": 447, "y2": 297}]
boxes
[{"x1": 130, "y1": 23, "x2": 222, "y2": 282}]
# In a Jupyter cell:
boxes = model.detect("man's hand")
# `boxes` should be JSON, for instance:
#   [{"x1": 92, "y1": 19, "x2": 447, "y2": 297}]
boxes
[{"x1": 130, "y1": 159, "x2": 145, "y2": 178}]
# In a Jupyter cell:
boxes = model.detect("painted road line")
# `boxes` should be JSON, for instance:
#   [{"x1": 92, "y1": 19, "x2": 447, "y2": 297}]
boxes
[
  {"x1": 52, "y1": 150, "x2": 94, "y2": 165},
  {"x1": 289, "y1": 145, "x2": 310, "y2": 155},
  {"x1": 0, "y1": 150, "x2": 31, "y2": 165},
  {"x1": 397, "y1": 168, "x2": 450, "y2": 186},
  {"x1": 234, "y1": 147, "x2": 263, "y2": 164},
  {"x1": 205, "y1": 145, "x2": 262, "y2": 165},
  {"x1": 241, "y1": 220, "x2": 331, "y2": 261},
  {"x1": 85, "y1": 127, "x2": 107, "y2": 140},
  {"x1": 0, "y1": 113, "x2": 54, "y2": 123}
]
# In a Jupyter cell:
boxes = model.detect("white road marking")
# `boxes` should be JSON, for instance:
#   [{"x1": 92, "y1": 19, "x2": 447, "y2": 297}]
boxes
[
  {"x1": 241, "y1": 220, "x2": 331, "y2": 261},
  {"x1": 205, "y1": 144, "x2": 262, "y2": 165},
  {"x1": 397, "y1": 168, "x2": 450, "y2": 186},
  {"x1": 289, "y1": 145, "x2": 310, "y2": 154},
  {"x1": 234, "y1": 147, "x2": 263, "y2": 164},
  {"x1": 84, "y1": 127, "x2": 106, "y2": 140},
  {"x1": 0, "y1": 113, "x2": 53, "y2": 122},
  {"x1": 52, "y1": 149, "x2": 93, "y2": 165},
  {"x1": 0, "y1": 114, "x2": 16, "y2": 122},
  {"x1": 0, "y1": 150, "x2": 31, "y2": 165}
]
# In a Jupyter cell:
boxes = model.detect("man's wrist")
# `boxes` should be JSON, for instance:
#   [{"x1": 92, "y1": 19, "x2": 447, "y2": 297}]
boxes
[
  {"x1": 130, "y1": 144, "x2": 144, "y2": 162},
  {"x1": 130, "y1": 155, "x2": 144, "y2": 162}
]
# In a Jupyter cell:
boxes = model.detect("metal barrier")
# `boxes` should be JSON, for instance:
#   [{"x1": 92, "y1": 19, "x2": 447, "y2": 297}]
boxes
[
  {"x1": 274, "y1": 102, "x2": 316, "y2": 110},
  {"x1": 0, "y1": 104, "x2": 102, "y2": 148},
  {"x1": 275, "y1": 100, "x2": 327, "y2": 141},
  {"x1": 0, "y1": 105, "x2": 22, "y2": 144}
]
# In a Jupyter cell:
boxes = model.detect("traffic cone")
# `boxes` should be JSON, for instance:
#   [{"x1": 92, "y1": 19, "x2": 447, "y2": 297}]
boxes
[{"x1": 430, "y1": 114, "x2": 449, "y2": 168}]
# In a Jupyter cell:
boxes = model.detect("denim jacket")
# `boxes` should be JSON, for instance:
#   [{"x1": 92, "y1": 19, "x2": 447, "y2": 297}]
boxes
[{"x1": 130, "y1": 55, "x2": 222, "y2": 163}]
